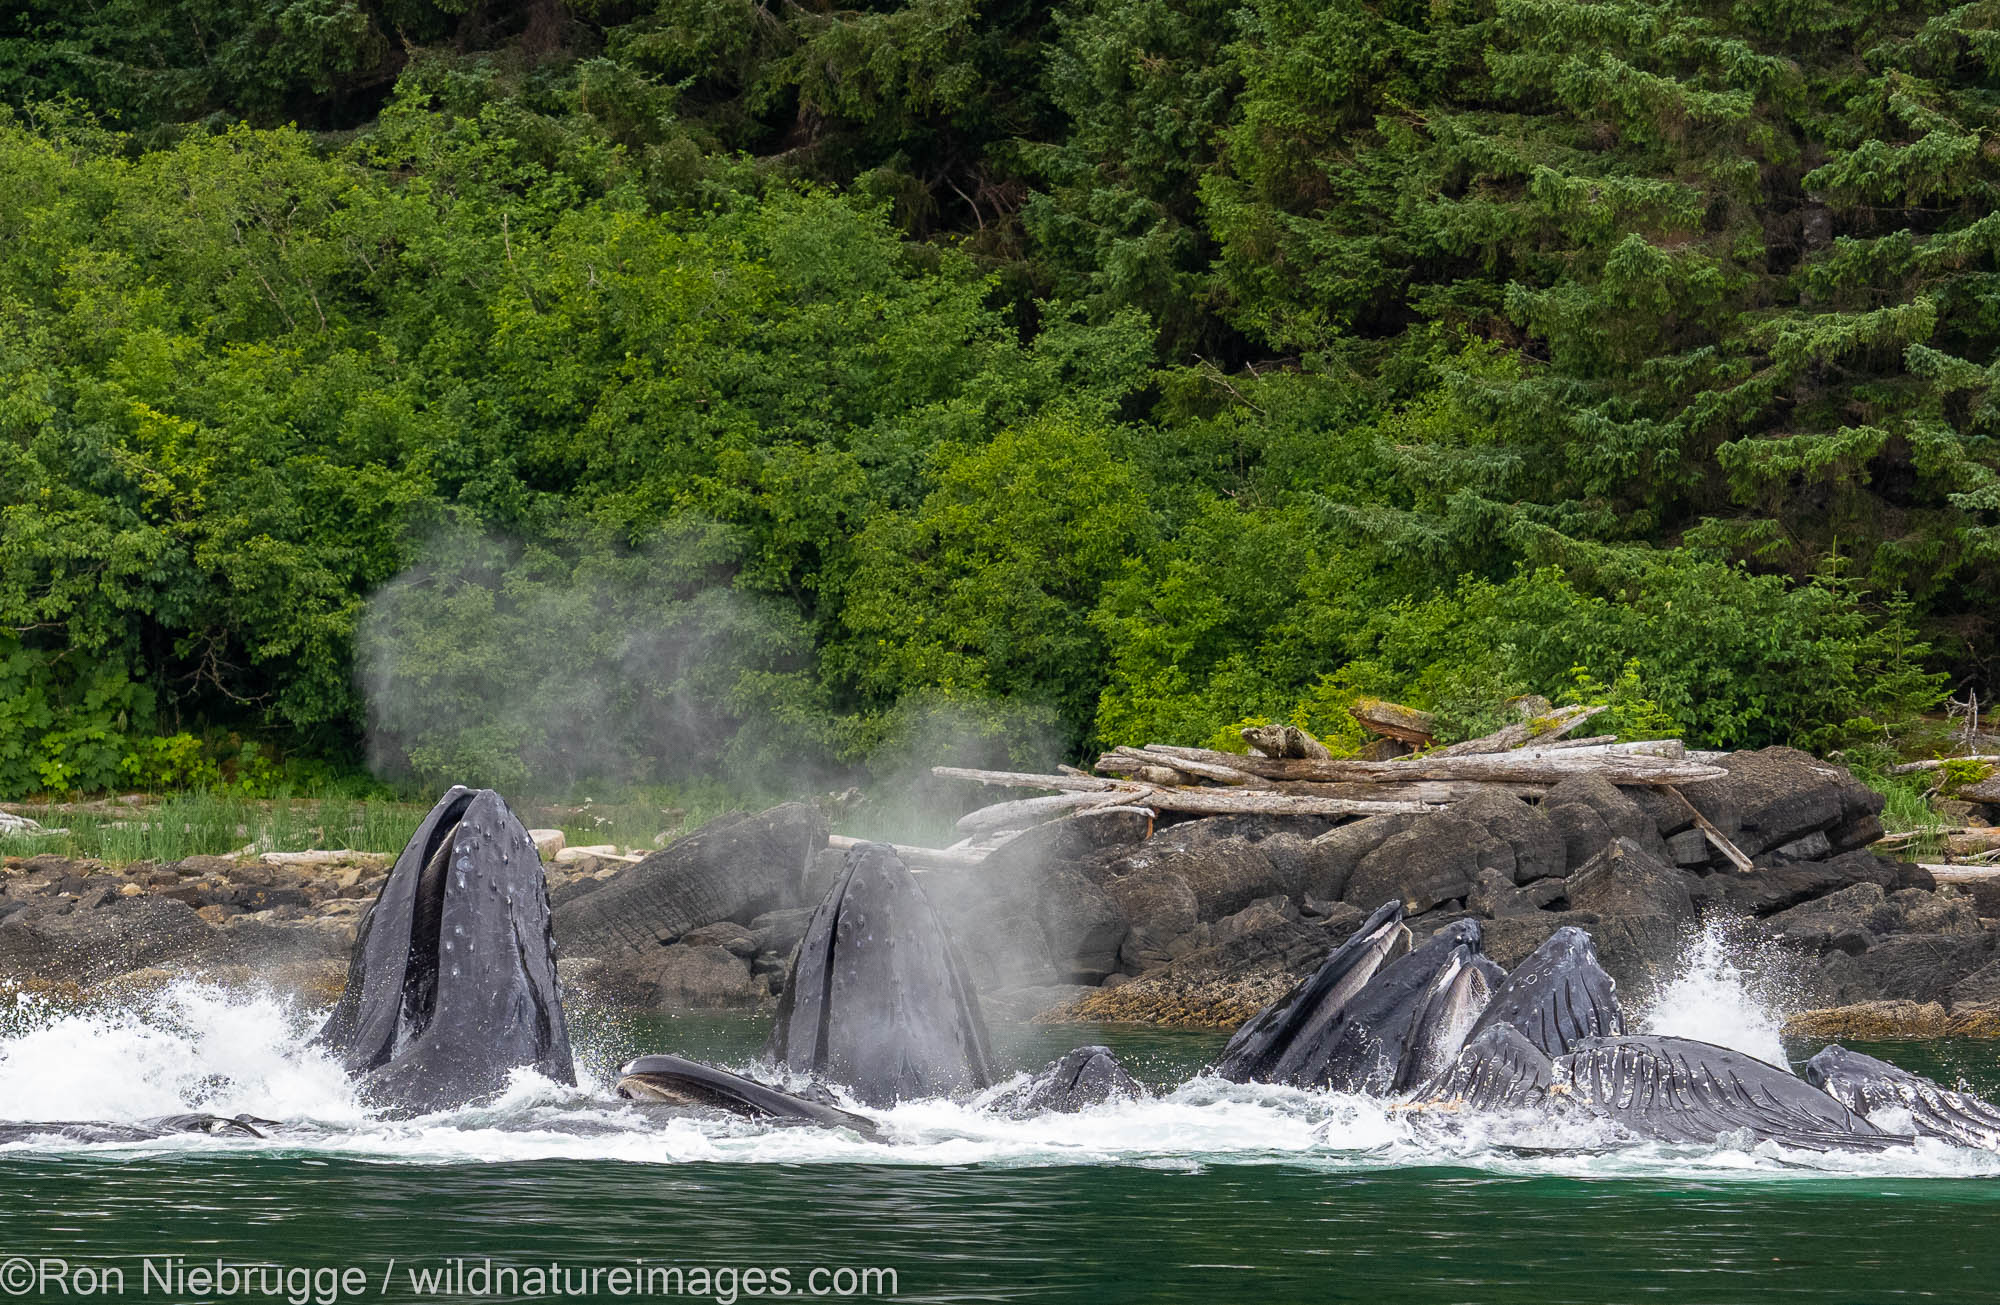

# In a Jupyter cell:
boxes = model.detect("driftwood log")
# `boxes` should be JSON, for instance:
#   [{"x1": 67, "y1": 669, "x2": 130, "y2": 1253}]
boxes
[
  {"x1": 1431, "y1": 704, "x2": 1608, "y2": 756},
  {"x1": 1888, "y1": 756, "x2": 2000, "y2": 775},
  {"x1": 934, "y1": 705, "x2": 1746, "y2": 861},
  {"x1": 1099, "y1": 747, "x2": 1262, "y2": 786},
  {"x1": 1349, "y1": 698, "x2": 1437, "y2": 746},
  {"x1": 1124, "y1": 744, "x2": 1724, "y2": 787}
]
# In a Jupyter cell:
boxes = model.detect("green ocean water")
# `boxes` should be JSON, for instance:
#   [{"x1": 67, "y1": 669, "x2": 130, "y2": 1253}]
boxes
[{"x1": 0, "y1": 1002, "x2": 1996, "y2": 1305}]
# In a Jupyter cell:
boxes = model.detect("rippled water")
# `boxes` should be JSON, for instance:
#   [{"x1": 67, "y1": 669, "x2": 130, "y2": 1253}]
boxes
[{"x1": 0, "y1": 958, "x2": 1996, "y2": 1303}]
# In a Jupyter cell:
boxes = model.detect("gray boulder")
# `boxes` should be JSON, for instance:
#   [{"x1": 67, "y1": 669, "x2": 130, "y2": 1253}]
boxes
[
  {"x1": 553, "y1": 803, "x2": 826, "y2": 956},
  {"x1": 1036, "y1": 867, "x2": 1127, "y2": 983},
  {"x1": 1838, "y1": 933, "x2": 1995, "y2": 1005},
  {"x1": 1565, "y1": 837, "x2": 1695, "y2": 926},
  {"x1": 583, "y1": 943, "x2": 766, "y2": 1009},
  {"x1": 1696, "y1": 850, "x2": 1929, "y2": 917},
  {"x1": 1106, "y1": 823, "x2": 1289, "y2": 918},
  {"x1": 681, "y1": 921, "x2": 759, "y2": 957},
  {"x1": 1890, "y1": 887, "x2": 1982, "y2": 936},
  {"x1": 1103, "y1": 870, "x2": 1199, "y2": 971},
  {"x1": 1298, "y1": 814, "x2": 1425, "y2": 900},
  {"x1": 1343, "y1": 814, "x2": 1507, "y2": 913},
  {"x1": 1767, "y1": 882, "x2": 1898, "y2": 955},
  {"x1": 0, "y1": 896, "x2": 213, "y2": 984},
  {"x1": 1467, "y1": 868, "x2": 1566, "y2": 919},
  {"x1": 748, "y1": 907, "x2": 817, "y2": 959},
  {"x1": 1453, "y1": 791, "x2": 1565, "y2": 883},
  {"x1": 1682, "y1": 747, "x2": 1883, "y2": 858},
  {"x1": 1540, "y1": 774, "x2": 1672, "y2": 866}
]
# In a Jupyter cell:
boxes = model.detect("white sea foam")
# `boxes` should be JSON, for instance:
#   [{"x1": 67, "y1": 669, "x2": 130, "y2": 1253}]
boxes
[
  {"x1": 0, "y1": 974, "x2": 1993, "y2": 1179},
  {"x1": 1636, "y1": 916, "x2": 1792, "y2": 1067}
]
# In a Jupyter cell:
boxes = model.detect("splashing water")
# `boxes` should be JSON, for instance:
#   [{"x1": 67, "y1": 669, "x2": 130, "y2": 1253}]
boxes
[
  {"x1": 0, "y1": 974, "x2": 1990, "y2": 1178},
  {"x1": 0, "y1": 981, "x2": 363, "y2": 1123},
  {"x1": 1637, "y1": 917, "x2": 1791, "y2": 1067}
]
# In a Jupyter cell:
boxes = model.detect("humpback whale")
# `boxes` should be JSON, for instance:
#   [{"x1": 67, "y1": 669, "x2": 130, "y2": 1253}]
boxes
[
  {"x1": 988, "y1": 1046, "x2": 1144, "y2": 1116},
  {"x1": 0, "y1": 1115, "x2": 269, "y2": 1145},
  {"x1": 1464, "y1": 926, "x2": 1623, "y2": 1057},
  {"x1": 1550, "y1": 1036, "x2": 1899, "y2": 1151},
  {"x1": 1410, "y1": 1023, "x2": 1556, "y2": 1114},
  {"x1": 1295, "y1": 918, "x2": 1489, "y2": 1094},
  {"x1": 767, "y1": 841, "x2": 994, "y2": 1107},
  {"x1": 315, "y1": 787, "x2": 574, "y2": 1113},
  {"x1": 616, "y1": 1054, "x2": 880, "y2": 1137},
  {"x1": 1213, "y1": 902, "x2": 1411, "y2": 1085},
  {"x1": 1804, "y1": 1045, "x2": 2000, "y2": 1150},
  {"x1": 1218, "y1": 903, "x2": 1932, "y2": 1152}
]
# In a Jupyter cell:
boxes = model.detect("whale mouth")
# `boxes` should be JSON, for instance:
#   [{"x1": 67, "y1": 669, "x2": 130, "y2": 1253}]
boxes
[
  {"x1": 397, "y1": 805, "x2": 470, "y2": 1050},
  {"x1": 1210, "y1": 900, "x2": 1413, "y2": 1086},
  {"x1": 614, "y1": 1054, "x2": 882, "y2": 1138},
  {"x1": 313, "y1": 787, "x2": 573, "y2": 1114},
  {"x1": 615, "y1": 1076, "x2": 705, "y2": 1108},
  {"x1": 1400, "y1": 949, "x2": 1496, "y2": 1092}
]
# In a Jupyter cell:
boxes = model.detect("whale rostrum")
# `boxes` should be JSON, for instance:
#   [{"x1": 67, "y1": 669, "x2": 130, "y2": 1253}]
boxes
[
  {"x1": 767, "y1": 840, "x2": 995, "y2": 1107},
  {"x1": 314, "y1": 786, "x2": 574, "y2": 1114}
]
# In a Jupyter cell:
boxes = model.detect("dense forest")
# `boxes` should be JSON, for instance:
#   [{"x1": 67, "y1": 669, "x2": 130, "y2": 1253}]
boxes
[{"x1": 1, "y1": 0, "x2": 1994, "y2": 795}]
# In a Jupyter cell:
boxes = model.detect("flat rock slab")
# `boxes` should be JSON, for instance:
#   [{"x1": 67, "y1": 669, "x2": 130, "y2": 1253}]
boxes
[{"x1": 1784, "y1": 1001, "x2": 2000, "y2": 1040}]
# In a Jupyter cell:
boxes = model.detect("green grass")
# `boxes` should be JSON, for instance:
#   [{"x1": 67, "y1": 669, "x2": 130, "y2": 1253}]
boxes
[
  {"x1": 1876, "y1": 780, "x2": 1949, "y2": 862},
  {"x1": 0, "y1": 781, "x2": 802, "y2": 866},
  {"x1": 0, "y1": 792, "x2": 434, "y2": 864},
  {"x1": 0, "y1": 773, "x2": 977, "y2": 868},
  {"x1": 1844, "y1": 744, "x2": 1953, "y2": 862}
]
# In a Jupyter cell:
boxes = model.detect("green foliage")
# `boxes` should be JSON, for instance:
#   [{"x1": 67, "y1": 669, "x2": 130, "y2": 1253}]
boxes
[
  {"x1": 837, "y1": 407, "x2": 1158, "y2": 751},
  {"x1": 1346, "y1": 558, "x2": 1948, "y2": 752},
  {"x1": 2, "y1": 0, "x2": 1992, "y2": 794},
  {"x1": 1098, "y1": 544, "x2": 1946, "y2": 754}
]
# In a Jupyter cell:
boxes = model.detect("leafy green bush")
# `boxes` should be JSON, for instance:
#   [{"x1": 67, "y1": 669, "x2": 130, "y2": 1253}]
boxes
[{"x1": 1097, "y1": 545, "x2": 1945, "y2": 753}]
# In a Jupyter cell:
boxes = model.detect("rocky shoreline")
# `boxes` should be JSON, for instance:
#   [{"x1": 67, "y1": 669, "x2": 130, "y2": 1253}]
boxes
[{"x1": 6, "y1": 746, "x2": 2000, "y2": 1041}]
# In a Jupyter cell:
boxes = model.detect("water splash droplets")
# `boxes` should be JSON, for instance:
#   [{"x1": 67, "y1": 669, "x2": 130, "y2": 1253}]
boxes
[{"x1": 1638, "y1": 917, "x2": 1793, "y2": 1068}]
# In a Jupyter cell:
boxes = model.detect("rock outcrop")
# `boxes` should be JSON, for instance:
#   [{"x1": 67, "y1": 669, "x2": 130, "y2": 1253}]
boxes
[{"x1": 5, "y1": 744, "x2": 1989, "y2": 1036}]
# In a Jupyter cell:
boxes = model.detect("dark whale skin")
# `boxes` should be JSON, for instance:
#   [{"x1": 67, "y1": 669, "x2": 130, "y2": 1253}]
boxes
[
  {"x1": 316, "y1": 787, "x2": 573, "y2": 1113},
  {"x1": 1212, "y1": 901, "x2": 1410, "y2": 1086},
  {"x1": 1806, "y1": 1044, "x2": 2000, "y2": 1150},
  {"x1": 1303, "y1": 919, "x2": 1485, "y2": 1094},
  {"x1": 989, "y1": 1046, "x2": 1144, "y2": 1116},
  {"x1": 1467, "y1": 926, "x2": 1624, "y2": 1058},
  {"x1": 1410, "y1": 1022, "x2": 1556, "y2": 1113},
  {"x1": 616, "y1": 1054, "x2": 879, "y2": 1138},
  {"x1": 1553, "y1": 1036, "x2": 1902, "y2": 1152},
  {"x1": 767, "y1": 841, "x2": 993, "y2": 1107}
]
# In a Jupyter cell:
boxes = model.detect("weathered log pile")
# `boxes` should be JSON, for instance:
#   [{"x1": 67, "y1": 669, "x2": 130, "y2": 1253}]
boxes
[{"x1": 932, "y1": 705, "x2": 1745, "y2": 859}]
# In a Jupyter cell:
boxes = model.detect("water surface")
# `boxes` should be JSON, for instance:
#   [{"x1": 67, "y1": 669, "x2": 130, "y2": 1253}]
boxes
[{"x1": 0, "y1": 985, "x2": 1995, "y2": 1303}]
